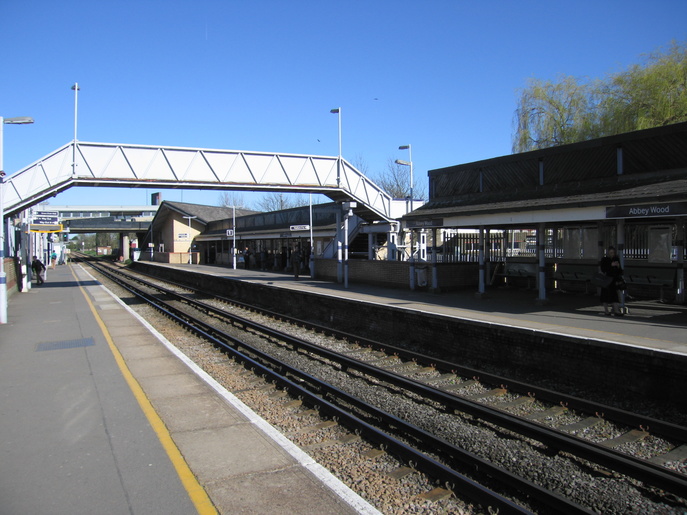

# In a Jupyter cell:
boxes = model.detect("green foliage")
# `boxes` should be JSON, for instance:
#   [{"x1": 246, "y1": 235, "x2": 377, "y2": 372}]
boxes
[{"x1": 513, "y1": 41, "x2": 687, "y2": 152}]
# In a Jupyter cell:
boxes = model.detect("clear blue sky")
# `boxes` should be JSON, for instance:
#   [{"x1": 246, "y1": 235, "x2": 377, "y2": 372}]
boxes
[{"x1": 2, "y1": 0, "x2": 686, "y2": 208}]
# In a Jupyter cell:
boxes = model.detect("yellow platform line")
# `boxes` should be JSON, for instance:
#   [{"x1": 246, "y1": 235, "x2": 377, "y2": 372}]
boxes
[{"x1": 71, "y1": 264, "x2": 217, "y2": 515}]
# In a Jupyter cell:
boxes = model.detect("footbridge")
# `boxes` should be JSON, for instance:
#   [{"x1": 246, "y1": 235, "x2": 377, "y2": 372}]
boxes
[{"x1": 3, "y1": 141, "x2": 397, "y2": 221}]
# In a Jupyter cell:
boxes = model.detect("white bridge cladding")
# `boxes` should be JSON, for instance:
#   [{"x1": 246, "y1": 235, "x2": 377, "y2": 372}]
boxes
[{"x1": 4, "y1": 142, "x2": 393, "y2": 221}]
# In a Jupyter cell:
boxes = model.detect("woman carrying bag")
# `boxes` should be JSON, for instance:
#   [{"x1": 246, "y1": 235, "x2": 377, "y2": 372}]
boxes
[{"x1": 598, "y1": 246, "x2": 624, "y2": 317}]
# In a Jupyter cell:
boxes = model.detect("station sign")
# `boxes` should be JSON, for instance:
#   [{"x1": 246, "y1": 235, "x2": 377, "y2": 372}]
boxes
[
  {"x1": 29, "y1": 224, "x2": 63, "y2": 233},
  {"x1": 406, "y1": 219, "x2": 444, "y2": 228},
  {"x1": 178, "y1": 233, "x2": 188, "y2": 239},
  {"x1": 33, "y1": 211, "x2": 59, "y2": 224},
  {"x1": 226, "y1": 229, "x2": 234, "y2": 237},
  {"x1": 606, "y1": 202, "x2": 687, "y2": 219},
  {"x1": 290, "y1": 225, "x2": 310, "y2": 231}
]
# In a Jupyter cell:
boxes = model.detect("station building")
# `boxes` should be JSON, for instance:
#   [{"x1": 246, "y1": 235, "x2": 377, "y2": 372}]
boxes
[{"x1": 404, "y1": 121, "x2": 687, "y2": 303}]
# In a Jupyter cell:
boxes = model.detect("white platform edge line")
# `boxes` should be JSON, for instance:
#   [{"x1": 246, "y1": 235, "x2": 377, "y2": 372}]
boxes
[{"x1": 77, "y1": 265, "x2": 382, "y2": 515}]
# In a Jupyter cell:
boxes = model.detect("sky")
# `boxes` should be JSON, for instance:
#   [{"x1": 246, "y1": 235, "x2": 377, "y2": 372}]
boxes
[{"x1": 2, "y1": 0, "x2": 686, "y2": 209}]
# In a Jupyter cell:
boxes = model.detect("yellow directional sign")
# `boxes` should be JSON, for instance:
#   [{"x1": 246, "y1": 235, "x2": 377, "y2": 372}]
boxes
[{"x1": 29, "y1": 224, "x2": 63, "y2": 233}]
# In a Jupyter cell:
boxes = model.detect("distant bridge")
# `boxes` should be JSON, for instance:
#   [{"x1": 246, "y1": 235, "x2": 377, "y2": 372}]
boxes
[{"x1": 3, "y1": 142, "x2": 397, "y2": 221}]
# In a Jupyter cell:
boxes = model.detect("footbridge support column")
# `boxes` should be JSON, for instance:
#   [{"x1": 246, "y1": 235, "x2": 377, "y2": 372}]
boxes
[{"x1": 119, "y1": 233, "x2": 129, "y2": 261}]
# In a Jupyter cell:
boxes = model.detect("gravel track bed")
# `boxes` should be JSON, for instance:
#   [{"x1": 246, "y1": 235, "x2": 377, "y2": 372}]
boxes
[{"x1": 96, "y1": 265, "x2": 687, "y2": 513}]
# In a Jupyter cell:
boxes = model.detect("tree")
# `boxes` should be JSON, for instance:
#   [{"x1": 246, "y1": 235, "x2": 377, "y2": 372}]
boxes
[
  {"x1": 512, "y1": 41, "x2": 687, "y2": 153},
  {"x1": 599, "y1": 41, "x2": 687, "y2": 134},
  {"x1": 352, "y1": 154, "x2": 427, "y2": 201},
  {"x1": 375, "y1": 158, "x2": 427, "y2": 201},
  {"x1": 255, "y1": 192, "x2": 309, "y2": 212},
  {"x1": 217, "y1": 191, "x2": 250, "y2": 209}
]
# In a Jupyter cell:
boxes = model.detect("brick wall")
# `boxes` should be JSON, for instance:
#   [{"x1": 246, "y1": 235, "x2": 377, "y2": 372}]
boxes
[
  {"x1": 314, "y1": 258, "x2": 479, "y2": 291},
  {"x1": 3, "y1": 257, "x2": 20, "y2": 299}
]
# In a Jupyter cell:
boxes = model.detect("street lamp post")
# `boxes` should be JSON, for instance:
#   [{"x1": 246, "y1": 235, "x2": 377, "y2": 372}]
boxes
[
  {"x1": 1, "y1": 116, "x2": 35, "y2": 324},
  {"x1": 330, "y1": 108, "x2": 341, "y2": 186},
  {"x1": 71, "y1": 83, "x2": 80, "y2": 176},
  {"x1": 182, "y1": 215, "x2": 197, "y2": 264},
  {"x1": 396, "y1": 144, "x2": 413, "y2": 211}
]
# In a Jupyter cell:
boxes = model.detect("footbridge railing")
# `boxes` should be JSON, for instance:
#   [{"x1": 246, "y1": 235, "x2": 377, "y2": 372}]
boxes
[{"x1": 3, "y1": 142, "x2": 394, "y2": 222}]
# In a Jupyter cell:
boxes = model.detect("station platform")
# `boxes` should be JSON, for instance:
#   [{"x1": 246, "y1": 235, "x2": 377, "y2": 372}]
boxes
[
  {"x1": 0, "y1": 264, "x2": 376, "y2": 515},
  {"x1": 144, "y1": 262, "x2": 687, "y2": 356}
]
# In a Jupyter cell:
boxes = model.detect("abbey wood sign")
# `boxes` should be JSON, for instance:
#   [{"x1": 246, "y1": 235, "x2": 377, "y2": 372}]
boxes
[{"x1": 606, "y1": 202, "x2": 687, "y2": 219}]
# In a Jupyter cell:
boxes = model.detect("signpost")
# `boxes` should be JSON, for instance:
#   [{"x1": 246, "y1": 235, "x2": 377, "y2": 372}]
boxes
[{"x1": 30, "y1": 211, "x2": 62, "y2": 233}]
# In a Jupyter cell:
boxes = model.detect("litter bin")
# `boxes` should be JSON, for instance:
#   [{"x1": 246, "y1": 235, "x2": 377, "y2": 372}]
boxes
[{"x1": 415, "y1": 267, "x2": 428, "y2": 287}]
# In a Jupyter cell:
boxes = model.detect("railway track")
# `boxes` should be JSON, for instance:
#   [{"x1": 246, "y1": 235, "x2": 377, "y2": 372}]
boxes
[{"x1": 77, "y1": 256, "x2": 687, "y2": 513}]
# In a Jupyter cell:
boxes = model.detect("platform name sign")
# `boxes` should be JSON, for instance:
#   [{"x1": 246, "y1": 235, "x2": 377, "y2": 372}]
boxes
[
  {"x1": 606, "y1": 202, "x2": 687, "y2": 219},
  {"x1": 30, "y1": 211, "x2": 62, "y2": 233},
  {"x1": 290, "y1": 224, "x2": 310, "y2": 231},
  {"x1": 406, "y1": 219, "x2": 443, "y2": 228}
]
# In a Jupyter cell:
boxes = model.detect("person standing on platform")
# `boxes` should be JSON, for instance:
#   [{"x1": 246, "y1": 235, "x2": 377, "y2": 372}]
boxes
[
  {"x1": 292, "y1": 245, "x2": 302, "y2": 279},
  {"x1": 32, "y1": 256, "x2": 46, "y2": 285},
  {"x1": 50, "y1": 251, "x2": 57, "y2": 269},
  {"x1": 599, "y1": 246, "x2": 623, "y2": 317}
]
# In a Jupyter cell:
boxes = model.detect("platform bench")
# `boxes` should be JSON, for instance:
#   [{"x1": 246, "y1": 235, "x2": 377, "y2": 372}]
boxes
[
  {"x1": 625, "y1": 266, "x2": 676, "y2": 301},
  {"x1": 494, "y1": 262, "x2": 538, "y2": 288},
  {"x1": 624, "y1": 267, "x2": 675, "y2": 287},
  {"x1": 553, "y1": 263, "x2": 597, "y2": 294}
]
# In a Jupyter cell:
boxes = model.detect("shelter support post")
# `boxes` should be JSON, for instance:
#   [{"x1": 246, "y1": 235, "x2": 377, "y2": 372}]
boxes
[
  {"x1": 536, "y1": 223, "x2": 548, "y2": 304},
  {"x1": 344, "y1": 207, "x2": 349, "y2": 289},
  {"x1": 409, "y1": 228, "x2": 415, "y2": 291},
  {"x1": 431, "y1": 228, "x2": 438, "y2": 291},
  {"x1": 476, "y1": 226, "x2": 486, "y2": 297},
  {"x1": 336, "y1": 210, "x2": 342, "y2": 283},
  {"x1": 368, "y1": 233, "x2": 374, "y2": 260},
  {"x1": 677, "y1": 217, "x2": 685, "y2": 304},
  {"x1": 617, "y1": 219, "x2": 626, "y2": 311}
]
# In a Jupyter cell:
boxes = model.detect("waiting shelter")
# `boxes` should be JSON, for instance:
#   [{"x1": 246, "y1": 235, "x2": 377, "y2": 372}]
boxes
[{"x1": 404, "y1": 122, "x2": 687, "y2": 303}]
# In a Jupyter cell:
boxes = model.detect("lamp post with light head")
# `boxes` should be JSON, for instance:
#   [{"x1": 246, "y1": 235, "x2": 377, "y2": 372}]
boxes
[
  {"x1": 396, "y1": 144, "x2": 413, "y2": 212},
  {"x1": 1, "y1": 116, "x2": 35, "y2": 324}
]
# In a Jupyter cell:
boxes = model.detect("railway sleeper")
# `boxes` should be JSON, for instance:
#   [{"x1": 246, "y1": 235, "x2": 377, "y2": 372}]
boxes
[
  {"x1": 525, "y1": 405, "x2": 568, "y2": 421},
  {"x1": 417, "y1": 487, "x2": 454, "y2": 502},
  {"x1": 559, "y1": 416, "x2": 604, "y2": 433},
  {"x1": 600, "y1": 429, "x2": 649, "y2": 448},
  {"x1": 649, "y1": 444, "x2": 687, "y2": 465}
]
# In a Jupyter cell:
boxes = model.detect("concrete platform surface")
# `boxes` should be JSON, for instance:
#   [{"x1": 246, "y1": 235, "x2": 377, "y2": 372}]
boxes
[
  {"x1": 0, "y1": 263, "x2": 377, "y2": 515},
  {"x1": 148, "y1": 262, "x2": 687, "y2": 356}
]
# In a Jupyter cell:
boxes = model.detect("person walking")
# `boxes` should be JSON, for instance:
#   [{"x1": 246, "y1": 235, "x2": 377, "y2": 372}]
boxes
[
  {"x1": 599, "y1": 246, "x2": 623, "y2": 316},
  {"x1": 291, "y1": 245, "x2": 302, "y2": 279},
  {"x1": 50, "y1": 250, "x2": 57, "y2": 269},
  {"x1": 32, "y1": 256, "x2": 46, "y2": 285}
]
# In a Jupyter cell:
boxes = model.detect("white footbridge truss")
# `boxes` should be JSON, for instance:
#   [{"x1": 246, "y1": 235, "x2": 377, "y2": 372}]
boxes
[{"x1": 3, "y1": 142, "x2": 396, "y2": 221}]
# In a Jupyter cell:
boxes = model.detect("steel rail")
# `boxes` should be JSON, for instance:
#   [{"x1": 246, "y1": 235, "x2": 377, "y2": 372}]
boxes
[
  {"x1": 126, "y1": 260, "x2": 687, "y2": 445},
  {"x1": 81, "y1": 258, "x2": 594, "y2": 514},
  {"x1": 84, "y1": 259, "x2": 687, "y2": 498}
]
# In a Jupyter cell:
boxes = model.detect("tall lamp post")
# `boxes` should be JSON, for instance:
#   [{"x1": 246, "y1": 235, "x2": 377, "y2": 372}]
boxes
[
  {"x1": 330, "y1": 108, "x2": 341, "y2": 186},
  {"x1": 396, "y1": 144, "x2": 413, "y2": 212},
  {"x1": 1, "y1": 116, "x2": 34, "y2": 324},
  {"x1": 71, "y1": 83, "x2": 80, "y2": 176},
  {"x1": 182, "y1": 215, "x2": 197, "y2": 264}
]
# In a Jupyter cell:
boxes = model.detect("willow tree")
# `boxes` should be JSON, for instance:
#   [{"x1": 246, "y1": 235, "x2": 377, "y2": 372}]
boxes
[{"x1": 512, "y1": 41, "x2": 687, "y2": 153}]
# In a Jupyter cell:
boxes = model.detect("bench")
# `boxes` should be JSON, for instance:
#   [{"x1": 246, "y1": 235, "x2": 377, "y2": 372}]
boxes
[
  {"x1": 624, "y1": 266, "x2": 676, "y2": 301},
  {"x1": 492, "y1": 261, "x2": 538, "y2": 288},
  {"x1": 554, "y1": 263, "x2": 597, "y2": 293}
]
